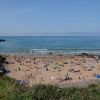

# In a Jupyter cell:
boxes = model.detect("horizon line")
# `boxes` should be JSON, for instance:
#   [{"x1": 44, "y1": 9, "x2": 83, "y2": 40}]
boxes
[{"x1": 0, "y1": 35, "x2": 100, "y2": 36}]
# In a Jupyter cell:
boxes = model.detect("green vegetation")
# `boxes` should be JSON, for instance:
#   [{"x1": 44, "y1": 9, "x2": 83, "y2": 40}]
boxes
[
  {"x1": 0, "y1": 76, "x2": 100, "y2": 100},
  {"x1": 0, "y1": 77, "x2": 32, "y2": 100}
]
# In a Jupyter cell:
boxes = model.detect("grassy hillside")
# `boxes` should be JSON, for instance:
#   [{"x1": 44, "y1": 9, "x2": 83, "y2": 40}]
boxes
[{"x1": 0, "y1": 76, "x2": 100, "y2": 100}]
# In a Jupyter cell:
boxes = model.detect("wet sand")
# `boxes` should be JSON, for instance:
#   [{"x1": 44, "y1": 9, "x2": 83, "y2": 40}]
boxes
[{"x1": 4, "y1": 54, "x2": 100, "y2": 87}]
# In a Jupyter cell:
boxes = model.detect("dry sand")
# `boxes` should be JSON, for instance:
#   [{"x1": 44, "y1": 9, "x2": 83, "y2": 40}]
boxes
[{"x1": 5, "y1": 54, "x2": 100, "y2": 87}]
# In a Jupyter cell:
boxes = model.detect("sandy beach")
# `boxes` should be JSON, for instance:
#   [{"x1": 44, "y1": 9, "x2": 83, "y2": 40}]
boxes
[{"x1": 4, "y1": 53, "x2": 100, "y2": 87}]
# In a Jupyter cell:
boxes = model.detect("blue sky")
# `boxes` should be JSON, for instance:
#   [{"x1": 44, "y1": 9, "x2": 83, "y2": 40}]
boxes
[{"x1": 0, "y1": 0, "x2": 100, "y2": 36}]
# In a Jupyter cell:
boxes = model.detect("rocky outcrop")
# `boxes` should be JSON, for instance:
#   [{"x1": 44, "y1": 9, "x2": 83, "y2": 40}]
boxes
[
  {"x1": 0, "y1": 56, "x2": 10, "y2": 76},
  {"x1": 0, "y1": 39, "x2": 6, "y2": 42}
]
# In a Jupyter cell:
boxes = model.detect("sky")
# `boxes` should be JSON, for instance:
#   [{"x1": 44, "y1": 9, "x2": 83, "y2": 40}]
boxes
[{"x1": 0, "y1": 0, "x2": 100, "y2": 36}]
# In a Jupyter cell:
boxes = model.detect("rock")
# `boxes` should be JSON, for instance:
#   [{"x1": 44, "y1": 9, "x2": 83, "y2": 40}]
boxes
[
  {"x1": 0, "y1": 39, "x2": 6, "y2": 42},
  {"x1": 0, "y1": 67, "x2": 10, "y2": 76},
  {"x1": 16, "y1": 80, "x2": 28, "y2": 85},
  {"x1": 0, "y1": 55, "x2": 10, "y2": 76},
  {"x1": 80, "y1": 53, "x2": 95, "y2": 58}
]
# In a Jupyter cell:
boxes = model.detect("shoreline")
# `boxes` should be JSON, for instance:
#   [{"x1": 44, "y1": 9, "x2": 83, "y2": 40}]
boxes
[
  {"x1": 1, "y1": 48, "x2": 100, "y2": 56},
  {"x1": 1, "y1": 51, "x2": 100, "y2": 56}
]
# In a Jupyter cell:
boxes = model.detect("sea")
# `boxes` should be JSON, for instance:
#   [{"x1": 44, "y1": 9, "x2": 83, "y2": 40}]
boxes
[{"x1": 0, "y1": 36, "x2": 100, "y2": 55}]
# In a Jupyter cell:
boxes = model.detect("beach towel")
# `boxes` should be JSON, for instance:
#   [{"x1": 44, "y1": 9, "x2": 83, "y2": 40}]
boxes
[{"x1": 95, "y1": 75, "x2": 100, "y2": 79}]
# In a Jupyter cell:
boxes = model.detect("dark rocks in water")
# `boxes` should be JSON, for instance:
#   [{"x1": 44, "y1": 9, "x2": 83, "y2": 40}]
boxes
[
  {"x1": 81, "y1": 53, "x2": 89, "y2": 56},
  {"x1": 80, "y1": 53, "x2": 95, "y2": 58},
  {"x1": 0, "y1": 39, "x2": 6, "y2": 42}
]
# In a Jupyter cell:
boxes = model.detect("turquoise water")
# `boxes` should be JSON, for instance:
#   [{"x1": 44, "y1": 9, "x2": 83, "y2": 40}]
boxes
[{"x1": 0, "y1": 36, "x2": 100, "y2": 54}]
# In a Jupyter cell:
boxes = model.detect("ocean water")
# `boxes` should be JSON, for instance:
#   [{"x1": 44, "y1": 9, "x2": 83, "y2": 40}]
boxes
[{"x1": 0, "y1": 36, "x2": 100, "y2": 54}]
